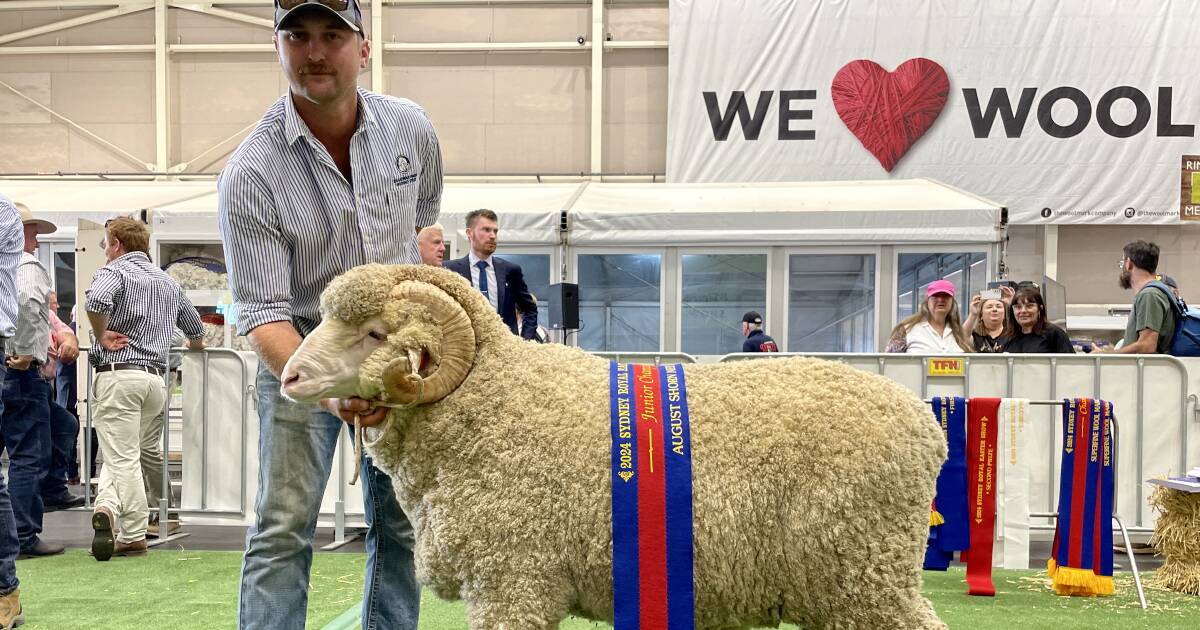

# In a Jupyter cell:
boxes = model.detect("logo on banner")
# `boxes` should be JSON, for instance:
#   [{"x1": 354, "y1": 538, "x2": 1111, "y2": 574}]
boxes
[
  {"x1": 830, "y1": 58, "x2": 950, "y2": 172},
  {"x1": 1183, "y1": 155, "x2": 1200, "y2": 221},
  {"x1": 928, "y1": 358, "x2": 965, "y2": 377}
]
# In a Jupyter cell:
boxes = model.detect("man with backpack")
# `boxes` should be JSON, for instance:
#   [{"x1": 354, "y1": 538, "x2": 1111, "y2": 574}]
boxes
[{"x1": 1091, "y1": 240, "x2": 1176, "y2": 355}]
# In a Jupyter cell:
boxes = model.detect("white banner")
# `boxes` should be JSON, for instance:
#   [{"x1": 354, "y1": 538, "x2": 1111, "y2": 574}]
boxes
[{"x1": 666, "y1": 0, "x2": 1200, "y2": 224}]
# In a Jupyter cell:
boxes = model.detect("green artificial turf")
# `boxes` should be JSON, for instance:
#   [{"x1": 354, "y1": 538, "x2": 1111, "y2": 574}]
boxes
[
  {"x1": 13, "y1": 551, "x2": 1200, "y2": 629},
  {"x1": 15, "y1": 549, "x2": 360, "y2": 629}
]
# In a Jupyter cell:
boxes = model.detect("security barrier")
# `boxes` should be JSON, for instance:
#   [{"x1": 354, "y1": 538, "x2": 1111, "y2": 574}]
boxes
[
  {"x1": 77, "y1": 350, "x2": 1199, "y2": 540},
  {"x1": 79, "y1": 348, "x2": 253, "y2": 544},
  {"x1": 721, "y1": 352, "x2": 1198, "y2": 533}
]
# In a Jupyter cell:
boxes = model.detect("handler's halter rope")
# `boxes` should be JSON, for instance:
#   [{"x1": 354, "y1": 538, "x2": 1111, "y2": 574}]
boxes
[{"x1": 349, "y1": 375, "x2": 424, "y2": 485}]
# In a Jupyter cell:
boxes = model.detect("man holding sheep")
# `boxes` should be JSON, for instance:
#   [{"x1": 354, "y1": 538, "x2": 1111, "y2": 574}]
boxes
[{"x1": 218, "y1": 1, "x2": 443, "y2": 628}]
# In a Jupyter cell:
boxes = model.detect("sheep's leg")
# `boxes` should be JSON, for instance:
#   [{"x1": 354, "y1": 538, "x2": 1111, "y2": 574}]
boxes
[
  {"x1": 781, "y1": 501, "x2": 947, "y2": 629},
  {"x1": 464, "y1": 596, "x2": 566, "y2": 630},
  {"x1": 815, "y1": 593, "x2": 945, "y2": 630}
]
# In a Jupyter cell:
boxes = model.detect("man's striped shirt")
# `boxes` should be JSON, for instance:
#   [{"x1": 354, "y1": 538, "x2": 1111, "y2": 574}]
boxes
[
  {"x1": 218, "y1": 88, "x2": 443, "y2": 337},
  {"x1": 85, "y1": 251, "x2": 205, "y2": 369},
  {"x1": 13, "y1": 252, "x2": 52, "y2": 363},
  {"x1": 0, "y1": 194, "x2": 23, "y2": 339}
]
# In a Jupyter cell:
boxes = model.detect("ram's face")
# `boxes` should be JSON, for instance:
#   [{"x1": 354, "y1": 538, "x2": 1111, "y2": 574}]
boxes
[
  {"x1": 280, "y1": 314, "x2": 393, "y2": 402},
  {"x1": 281, "y1": 280, "x2": 477, "y2": 406}
]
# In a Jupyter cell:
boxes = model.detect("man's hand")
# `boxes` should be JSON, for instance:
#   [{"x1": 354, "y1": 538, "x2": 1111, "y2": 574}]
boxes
[
  {"x1": 99, "y1": 331, "x2": 130, "y2": 352},
  {"x1": 321, "y1": 397, "x2": 389, "y2": 427},
  {"x1": 5, "y1": 355, "x2": 33, "y2": 370},
  {"x1": 57, "y1": 335, "x2": 80, "y2": 364}
]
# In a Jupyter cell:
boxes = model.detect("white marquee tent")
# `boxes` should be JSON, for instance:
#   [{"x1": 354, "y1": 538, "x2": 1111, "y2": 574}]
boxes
[{"x1": 4, "y1": 177, "x2": 1005, "y2": 248}]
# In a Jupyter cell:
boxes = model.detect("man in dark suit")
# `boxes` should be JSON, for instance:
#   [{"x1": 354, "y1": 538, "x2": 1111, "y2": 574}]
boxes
[{"x1": 445, "y1": 209, "x2": 539, "y2": 341}]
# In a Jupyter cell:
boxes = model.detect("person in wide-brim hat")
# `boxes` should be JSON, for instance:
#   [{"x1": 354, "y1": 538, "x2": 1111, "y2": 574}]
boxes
[{"x1": 16, "y1": 203, "x2": 57, "y2": 235}]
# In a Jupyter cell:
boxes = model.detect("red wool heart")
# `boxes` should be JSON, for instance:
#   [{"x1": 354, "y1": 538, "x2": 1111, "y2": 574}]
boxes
[{"x1": 831, "y1": 58, "x2": 949, "y2": 172}]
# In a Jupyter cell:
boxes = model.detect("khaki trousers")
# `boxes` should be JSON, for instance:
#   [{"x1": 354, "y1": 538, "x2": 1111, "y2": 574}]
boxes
[
  {"x1": 92, "y1": 369, "x2": 167, "y2": 543},
  {"x1": 142, "y1": 371, "x2": 178, "y2": 514}
]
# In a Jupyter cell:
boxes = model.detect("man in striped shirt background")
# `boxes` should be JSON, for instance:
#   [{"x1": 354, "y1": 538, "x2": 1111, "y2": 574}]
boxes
[
  {"x1": 218, "y1": 1, "x2": 442, "y2": 628},
  {"x1": 85, "y1": 218, "x2": 205, "y2": 561}
]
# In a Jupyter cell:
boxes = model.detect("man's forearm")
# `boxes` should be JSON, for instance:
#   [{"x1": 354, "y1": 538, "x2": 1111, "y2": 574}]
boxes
[
  {"x1": 247, "y1": 321, "x2": 303, "y2": 379},
  {"x1": 86, "y1": 311, "x2": 109, "y2": 337},
  {"x1": 1115, "y1": 340, "x2": 1151, "y2": 354}
]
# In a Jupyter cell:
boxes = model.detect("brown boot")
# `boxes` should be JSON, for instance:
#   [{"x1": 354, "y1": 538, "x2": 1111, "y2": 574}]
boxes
[
  {"x1": 0, "y1": 587, "x2": 23, "y2": 629},
  {"x1": 147, "y1": 519, "x2": 181, "y2": 538},
  {"x1": 91, "y1": 506, "x2": 116, "y2": 562},
  {"x1": 114, "y1": 538, "x2": 147, "y2": 557}
]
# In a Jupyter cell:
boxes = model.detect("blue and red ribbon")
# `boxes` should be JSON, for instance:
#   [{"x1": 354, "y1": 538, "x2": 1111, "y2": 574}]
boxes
[
  {"x1": 610, "y1": 362, "x2": 695, "y2": 629},
  {"x1": 1048, "y1": 398, "x2": 1115, "y2": 596}
]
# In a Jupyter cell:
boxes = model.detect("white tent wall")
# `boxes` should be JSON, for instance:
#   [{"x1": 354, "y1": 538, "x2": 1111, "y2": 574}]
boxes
[{"x1": 566, "y1": 179, "x2": 1004, "y2": 246}]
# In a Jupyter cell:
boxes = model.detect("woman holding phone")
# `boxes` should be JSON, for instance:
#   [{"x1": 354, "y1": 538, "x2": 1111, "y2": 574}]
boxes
[
  {"x1": 964, "y1": 285, "x2": 1014, "y2": 352},
  {"x1": 1002, "y1": 286, "x2": 1075, "y2": 353}
]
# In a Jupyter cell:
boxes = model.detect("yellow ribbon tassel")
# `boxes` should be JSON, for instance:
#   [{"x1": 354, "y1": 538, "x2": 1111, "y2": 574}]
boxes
[
  {"x1": 1047, "y1": 558, "x2": 1115, "y2": 597},
  {"x1": 929, "y1": 510, "x2": 945, "y2": 527}
]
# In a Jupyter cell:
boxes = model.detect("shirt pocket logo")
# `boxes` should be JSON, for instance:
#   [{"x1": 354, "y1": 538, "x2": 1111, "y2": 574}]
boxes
[
  {"x1": 393, "y1": 173, "x2": 418, "y2": 186},
  {"x1": 396, "y1": 154, "x2": 410, "y2": 172}
]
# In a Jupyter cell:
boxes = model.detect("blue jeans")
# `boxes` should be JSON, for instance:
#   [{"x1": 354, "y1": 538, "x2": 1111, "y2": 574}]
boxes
[
  {"x1": 0, "y1": 361, "x2": 21, "y2": 595},
  {"x1": 0, "y1": 366, "x2": 50, "y2": 550},
  {"x1": 41, "y1": 388, "x2": 78, "y2": 502},
  {"x1": 238, "y1": 366, "x2": 419, "y2": 630}
]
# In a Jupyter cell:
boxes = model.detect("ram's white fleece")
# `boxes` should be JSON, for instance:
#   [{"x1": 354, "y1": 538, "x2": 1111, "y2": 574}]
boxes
[{"x1": 311, "y1": 263, "x2": 948, "y2": 630}]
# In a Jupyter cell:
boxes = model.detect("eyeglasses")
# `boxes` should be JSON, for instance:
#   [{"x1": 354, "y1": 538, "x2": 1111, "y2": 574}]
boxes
[
  {"x1": 278, "y1": 0, "x2": 350, "y2": 10},
  {"x1": 1117, "y1": 258, "x2": 1126, "y2": 270}
]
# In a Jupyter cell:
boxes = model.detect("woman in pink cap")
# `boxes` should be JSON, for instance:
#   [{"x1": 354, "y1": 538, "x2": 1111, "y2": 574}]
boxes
[{"x1": 886, "y1": 279, "x2": 973, "y2": 353}]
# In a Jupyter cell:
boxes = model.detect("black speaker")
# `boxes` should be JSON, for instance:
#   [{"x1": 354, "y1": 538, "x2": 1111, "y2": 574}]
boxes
[{"x1": 547, "y1": 282, "x2": 579, "y2": 329}]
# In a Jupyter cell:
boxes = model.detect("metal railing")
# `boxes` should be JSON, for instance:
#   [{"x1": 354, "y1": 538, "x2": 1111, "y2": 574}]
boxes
[
  {"x1": 73, "y1": 349, "x2": 1197, "y2": 544},
  {"x1": 719, "y1": 351, "x2": 1194, "y2": 532},
  {"x1": 80, "y1": 347, "x2": 254, "y2": 536},
  {"x1": 594, "y1": 351, "x2": 698, "y2": 365}
]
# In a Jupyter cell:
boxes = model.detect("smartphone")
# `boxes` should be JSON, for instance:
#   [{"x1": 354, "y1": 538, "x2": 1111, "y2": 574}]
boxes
[{"x1": 980, "y1": 289, "x2": 1002, "y2": 300}]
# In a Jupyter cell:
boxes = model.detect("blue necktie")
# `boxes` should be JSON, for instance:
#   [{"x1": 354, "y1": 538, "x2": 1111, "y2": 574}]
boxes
[{"x1": 476, "y1": 260, "x2": 490, "y2": 299}]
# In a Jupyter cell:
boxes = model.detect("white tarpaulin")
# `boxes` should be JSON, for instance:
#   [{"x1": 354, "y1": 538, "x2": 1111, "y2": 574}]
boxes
[
  {"x1": 666, "y1": 0, "x2": 1199, "y2": 225},
  {"x1": 436, "y1": 183, "x2": 574, "y2": 244},
  {"x1": 568, "y1": 179, "x2": 1003, "y2": 245},
  {"x1": 5, "y1": 180, "x2": 570, "y2": 246},
  {"x1": 8, "y1": 178, "x2": 1003, "y2": 246}
]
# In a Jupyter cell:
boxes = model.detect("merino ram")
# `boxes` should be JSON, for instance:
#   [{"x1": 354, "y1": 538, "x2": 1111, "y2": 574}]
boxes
[{"x1": 281, "y1": 263, "x2": 948, "y2": 630}]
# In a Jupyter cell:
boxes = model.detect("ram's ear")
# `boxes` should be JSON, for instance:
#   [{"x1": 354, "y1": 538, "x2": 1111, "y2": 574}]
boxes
[{"x1": 380, "y1": 282, "x2": 476, "y2": 405}]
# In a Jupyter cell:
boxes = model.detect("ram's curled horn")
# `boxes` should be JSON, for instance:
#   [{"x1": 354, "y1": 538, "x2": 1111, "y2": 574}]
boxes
[{"x1": 381, "y1": 281, "x2": 476, "y2": 405}]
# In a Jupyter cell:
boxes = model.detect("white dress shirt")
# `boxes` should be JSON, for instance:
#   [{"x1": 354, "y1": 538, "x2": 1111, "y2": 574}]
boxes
[
  {"x1": 468, "y1": 250, "x2": 499, "y2": 312},
  {"x1": 905, "y1": 321, "x2": 970, "y2": 353}
]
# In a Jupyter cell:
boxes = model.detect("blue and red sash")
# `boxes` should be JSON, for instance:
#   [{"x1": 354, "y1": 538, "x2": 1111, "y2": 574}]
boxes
[
  {"x1": 610, "y1": 362, "x2": 695, "y2": 629},
  {"x1": 925, "y1": 397, "x2": 969, "y2": 571},
  {"x1": 1048, "y1": 398, "x2": 1115, "y2": 597}
]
